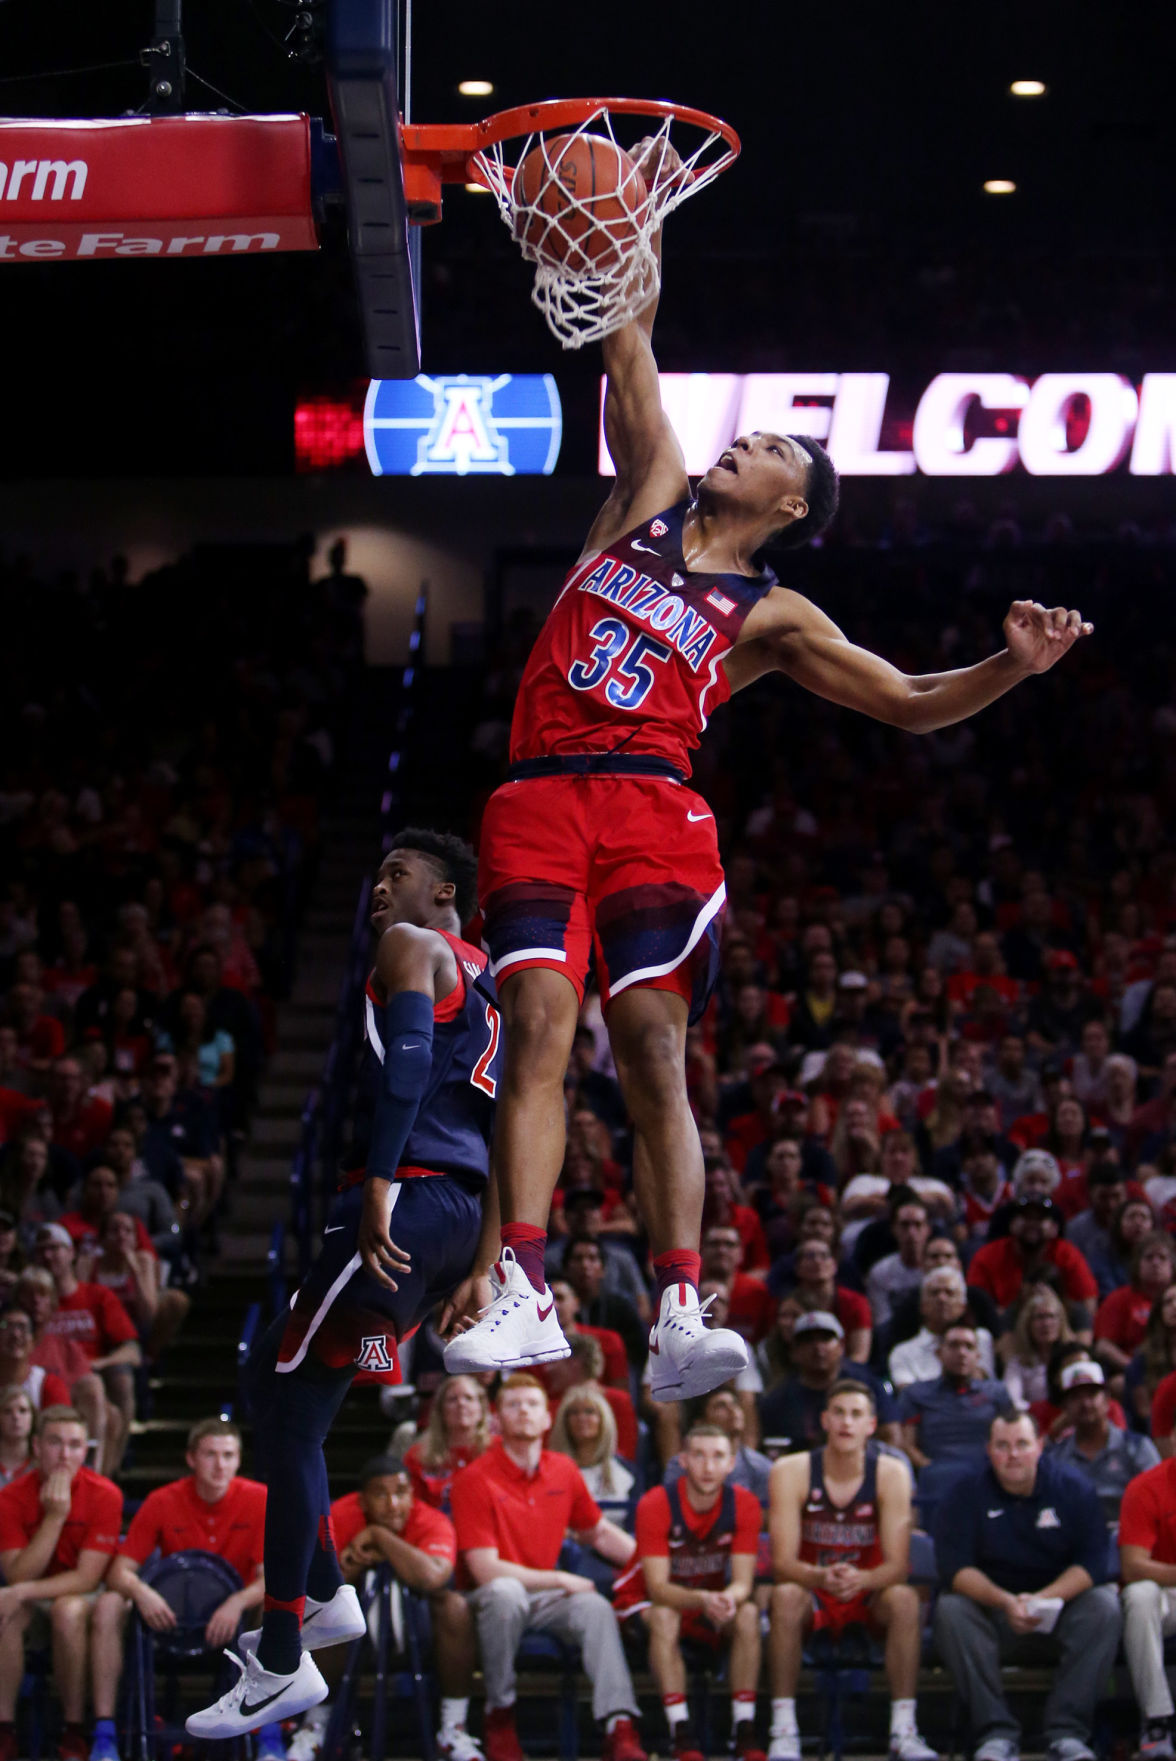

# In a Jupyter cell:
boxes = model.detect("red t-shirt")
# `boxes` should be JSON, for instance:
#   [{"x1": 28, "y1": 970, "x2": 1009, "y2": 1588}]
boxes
[
  {"x1": 0, "y1": 1465, "x2": 122, "y2": 1572},
  {"x1": 1151, "y1": 1371, "x2": 1176, "y2": 1442},
  {"x1": 0, "y1": 1088, "x2": 43, "y2": 1143},
  {"x1": 1120, "y1": 1457, "x2": 1176, "y2": 1564},
  {"x1": 403, "y1": 1440, "x2": 484, "y2": 1511},
  {"x1": 121, "y1": 1475, "x2": 267, "y2": 1581},
  {"x1": 60, "y1": 1211, "x2": 156, "y2": 1259},
  {"x1": 20, "y1": 1365, "x2": 70, "y2": 1410},
  {"x1": 731, "y1": 1204, "x2": 770, "y2": 1273},
  {"x1": 47, "y1": 1283, "x2": 137, "y2": 1360},
  {"x1": 726, "y1": 1273, "x2": 777, "y2": 1344},
  {"x1": 450, "y1": 1441, "x2": 600, "y2": 1572},
  {"x1": 329, "y1": 1489, "x2": 457, "y2": 1569},
  {"x1": 1094, "y1": 1285, "x2": 1158, "y2": 1353},
  {"x1": 51, "y1": 1096, "x2": 113, "y2": 1162},
  {"x1": 833, "y1": 1286, "x2": 873, "y2": 1340},
  {"x1": 19, "y1": 1015, "x2": 66, "y2": 1066},
  {"x1": 966, "y1": 1237, "x2": 1098, "y2": 1308},
  {"x1": 30, "y1": 1334, "x2": 93, "y2": 1389},
  {"x1": 724, "y1": 1113, "x2": 770, "y2": 1175}
]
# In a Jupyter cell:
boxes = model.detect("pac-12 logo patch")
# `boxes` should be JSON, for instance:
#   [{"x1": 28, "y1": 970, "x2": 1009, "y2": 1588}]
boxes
[
  {"x1": 650, "y1": 519, "x2": 669, "y2": 537},
  {"x1": 355, "y1": 1334, "x2": 394, "y2": 1372}
]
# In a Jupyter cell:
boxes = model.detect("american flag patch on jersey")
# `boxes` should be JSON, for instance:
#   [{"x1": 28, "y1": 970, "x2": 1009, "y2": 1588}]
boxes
[
  {"x1": 707, "y1": 588, "x2": 736, "y2": 615},
  {"x1": 650, "y1": 519, "x2": 668, "y2": 537}
]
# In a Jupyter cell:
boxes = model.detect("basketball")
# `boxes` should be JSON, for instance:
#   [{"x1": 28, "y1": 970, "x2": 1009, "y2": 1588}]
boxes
[{"x1": 512, "y1": 132, "x2": 648, "y2": 274}]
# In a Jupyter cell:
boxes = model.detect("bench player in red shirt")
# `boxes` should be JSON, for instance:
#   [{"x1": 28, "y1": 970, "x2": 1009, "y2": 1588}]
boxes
[
  {"x1": 92, "y1": 1417, "x2": 270, "y2": 1758},
  {"x1": 614, "y1": 1424, "x2": 763, "y2": 1761},
  {"x1": 325, "y1": 1454, "x2": 479, "y2": 1761},
  {"x1": 768, "y1": 1381, "x2": 935, "y2": 1761},
  {"x1": 0, "y1": 1405, "x2": 122, "y2": 1761},
  {"x1": 448, "y1": 141, "x2": 1094, "y2": 1400}
]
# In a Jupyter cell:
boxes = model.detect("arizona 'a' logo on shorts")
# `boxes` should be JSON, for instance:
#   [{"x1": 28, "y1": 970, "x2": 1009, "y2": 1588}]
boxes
[{"x1": 355, "y1": 1333, "x2": 394, "y2": 1371}]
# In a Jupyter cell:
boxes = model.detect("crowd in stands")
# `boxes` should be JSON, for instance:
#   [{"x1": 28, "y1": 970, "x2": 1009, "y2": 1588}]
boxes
[
  {"x1": 0, "y1": 540, "x2": 360, "y2": 1757},
  {"x1": 7, "y1": 519, "x2": 1176, "y2": 1761}
]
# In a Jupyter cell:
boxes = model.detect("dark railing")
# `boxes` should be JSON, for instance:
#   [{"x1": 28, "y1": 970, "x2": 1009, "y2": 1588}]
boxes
[{"x1": 288, "y1": 587, "x2": 428, "y2": 1279}]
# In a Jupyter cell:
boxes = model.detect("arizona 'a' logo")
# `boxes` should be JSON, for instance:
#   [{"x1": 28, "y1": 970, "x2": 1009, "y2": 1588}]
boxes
[{"x1": 356, "y1": 1333, "x2": 393, "y2": 1372}]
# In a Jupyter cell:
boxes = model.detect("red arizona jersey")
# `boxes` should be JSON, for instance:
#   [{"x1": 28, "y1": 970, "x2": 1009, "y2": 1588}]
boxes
[
  {"x1": 509, "y1": 501, "x2": 777, "y2": 778},
  {"x1": 798, "y1": 1447, "x2": 883, "y2": 1573}
]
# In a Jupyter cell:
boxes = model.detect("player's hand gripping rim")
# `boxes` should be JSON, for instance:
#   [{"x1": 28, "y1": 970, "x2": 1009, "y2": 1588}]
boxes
[{"x1": 358, "y1": 1177, "x2": 412, "y2": 1291}]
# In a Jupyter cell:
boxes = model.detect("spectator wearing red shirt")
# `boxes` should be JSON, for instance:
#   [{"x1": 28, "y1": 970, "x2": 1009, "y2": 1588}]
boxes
[
  {"x1": 94, "y1": 1418, "x2": 267, "y2": 1750},
  {"x1": 35, "y1": 1224, "x2": 139, "y2": 1477},
  {"x1": 404, "y1": 1374, "x2": 493, "y2": 1512},
  {"x1": 328, "y1": 1454, "x2": 477, "y2": 1761},
  {"x1": 785, "y1": 1237, "x2": 872, "y2": 1364},
  {"x1": 615, "y1": 1426, "x2": 763, "y2": 1761},
  {"x1": 1120, "y1": 1450, "x2": 1176, "y2": 1753},
  {"x1": 966, "y1": 1197, "x2": 1098, "y2": 1313},
  {"x1": 59, "y1": 1164, "x2": 157, "y2": 1261},
  {"x1": 1093, "y1": 1234, "x2": 1176, "y2": 1380},
  {"x1": 15, "y1": 1269, "x2": 108, "y2": 1459},
  {"x1": 0, "y1": 1307, "x2": 69, "y2": 1413},
  {"x1": 0, "y1": 1404, "x2": 122, "y2": 1761},
  {"x1": 550, "y1": 1279, "x2": 630, "y2": 1390},
  {"x1": 6, "y1": 982, "x2": 66, "y2": 1075},
  {"x1": 702, "y1": 1162, "x2": 770, "y2": 1274},
  {"x1": 724, "y1": 1053, "x2": 792, "y2": 1175},
  {"x1": 701, "y1": 1227, "x2": 776, "y2": 1346},
  {"x1": 44, "y1": 1058, "x2": 112, "y2": 1164},
  {"x1": 450, "y1": 1374, "x2": 645, "y2": 1761}
]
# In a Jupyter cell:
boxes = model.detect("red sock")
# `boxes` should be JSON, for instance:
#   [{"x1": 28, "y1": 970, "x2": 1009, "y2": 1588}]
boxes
[
  {"x1": 653, "y1": 1249, "x2": 702, "y2": 1301},
  {"x1": 501, "y1": 1222, "x2": 548, "y2": 1293}
]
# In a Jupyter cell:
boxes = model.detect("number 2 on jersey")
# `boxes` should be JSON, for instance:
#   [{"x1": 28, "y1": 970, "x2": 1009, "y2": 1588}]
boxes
[
  {"x1": 568, "y1": 618, "x2": 672, "y2": 711},
  {"x1": 471, "y1": 1002, "x2": 500, "y2": 1099}
]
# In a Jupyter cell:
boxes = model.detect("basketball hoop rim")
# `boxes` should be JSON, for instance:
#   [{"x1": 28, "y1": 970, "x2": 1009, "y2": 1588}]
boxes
[{"x1": 401, "y1": 96, "x2": 740, "y2": 190}]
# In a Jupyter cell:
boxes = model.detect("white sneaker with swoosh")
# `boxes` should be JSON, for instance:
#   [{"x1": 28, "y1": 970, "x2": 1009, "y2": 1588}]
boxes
[
  {"x1": 238, "y1": 1584, "x2": 366, "y2": 1660},
  {"x1": 442, "y1": 1247, "x2": 571, "y2": 1373},
  {"x1": 186, "y1": 1648, "x2": 327, "y2": 1738},
  {"x1": 648, "y1": 1282, "x2": 749, "y2": 1402}
]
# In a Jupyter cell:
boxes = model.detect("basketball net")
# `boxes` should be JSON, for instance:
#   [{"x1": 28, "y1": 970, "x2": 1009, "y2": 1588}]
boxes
[{"x1": 473, "y1": 109, "x2": 726, "y2": 350}]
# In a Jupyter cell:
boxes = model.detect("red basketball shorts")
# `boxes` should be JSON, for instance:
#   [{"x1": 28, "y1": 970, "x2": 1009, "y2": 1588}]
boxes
[{"x1": 478, "y1": 775, "x2": 725, "y2": 1021}]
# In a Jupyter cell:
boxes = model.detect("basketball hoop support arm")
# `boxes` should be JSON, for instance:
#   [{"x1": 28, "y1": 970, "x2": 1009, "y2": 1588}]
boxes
[{"x1": 141, "y1": 0, "x2": 187, "y2": 114}]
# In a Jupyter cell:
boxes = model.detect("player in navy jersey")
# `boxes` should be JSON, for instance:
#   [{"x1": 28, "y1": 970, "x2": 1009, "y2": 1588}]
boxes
[
  {"x1": 189, "y1": 829, "x2": 503, "y2": 1741},
  {"x1": 451, "y1": 138, "x2": 1095, "y2": 1400}
]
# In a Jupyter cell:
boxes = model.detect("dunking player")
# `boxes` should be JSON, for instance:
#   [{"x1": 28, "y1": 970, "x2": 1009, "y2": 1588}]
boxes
[
  {"x1": 768, "y1": 1381, "x2": 934, "y2": 1761},
  {"x1": 446, "y1": 139, "x2": 1093, "y2": 1400},
  {"x1": 189, "y1": 830, "x2": 502, "y2": 1739}
]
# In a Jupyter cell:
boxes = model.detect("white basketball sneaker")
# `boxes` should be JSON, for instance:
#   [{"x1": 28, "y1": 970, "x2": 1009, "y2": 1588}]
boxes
[
  {"x1": 442, "y1": 1247, "x2": 571, "y2": 1373},
  {"x1": 239, "y1": 1584, "x2": 367, "y2": 1659},
  {"x1": 186, "y1": 1649, "x2": 327, "y2": 1739},
  {"x1": 647, "y1": 1281, "x2": 749, "y2": 1402}
]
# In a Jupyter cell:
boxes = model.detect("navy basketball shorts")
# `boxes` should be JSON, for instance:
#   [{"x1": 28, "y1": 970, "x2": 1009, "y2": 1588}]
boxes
[{"x1": 275, "y1": 1173, "x2": 483, "y2": 1377}]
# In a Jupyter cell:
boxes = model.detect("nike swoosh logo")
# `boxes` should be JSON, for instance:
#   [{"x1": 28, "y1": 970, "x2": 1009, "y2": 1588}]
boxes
[
  {"x1": 687, "y1": 810, "x2": 711, "y2": 822},
  {"x1": 649, "y1": 1339, "x2": 660, "y2": 1355},
  {"x1": 240, "y1": 1684, "x2": 291, "y2": 1716},
  {"x1": 631, "y1": 540, "x2": 660, "y2": 554},
  {"x1": 324, "y1": 1226, "x2": 346, "y2": 1236},
  {"x1": 986, "y1": 1509, "x2": 1004, "y2": 1518},
  {"x1": 398, "y1": 1041, "x2": 424, "y2": 1052},
  {"x1": 536, "y1": 1300, "x2": 554, "y2": 1322}
]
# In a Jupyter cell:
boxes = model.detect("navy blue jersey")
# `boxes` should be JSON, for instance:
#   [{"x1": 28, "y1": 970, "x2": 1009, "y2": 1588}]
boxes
[{"x1": 346, "y1": 930, "x2": 501, "y2": 1187}]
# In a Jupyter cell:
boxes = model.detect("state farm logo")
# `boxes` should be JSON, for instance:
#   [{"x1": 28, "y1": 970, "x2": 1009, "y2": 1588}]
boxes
[{"x1": 0, "y1": 159, "x2": 87, "y2": 202}]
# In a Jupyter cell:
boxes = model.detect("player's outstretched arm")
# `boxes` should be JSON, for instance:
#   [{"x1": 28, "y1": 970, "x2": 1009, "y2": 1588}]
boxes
[
  {"x1": 359, "y1": 923, "x2": 458, "y2": 1290},
  {"x1": 580, "y1": 142, "x2": 690, "y2": 560},
  {"x1": 732, "y1": 593, "x2": 1093, "y2": 734}
]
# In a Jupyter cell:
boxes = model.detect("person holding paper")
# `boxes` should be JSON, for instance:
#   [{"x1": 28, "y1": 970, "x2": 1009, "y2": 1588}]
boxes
[{"x1": 932, "y1": 1411, "x2": 1120, "y2": 1761}]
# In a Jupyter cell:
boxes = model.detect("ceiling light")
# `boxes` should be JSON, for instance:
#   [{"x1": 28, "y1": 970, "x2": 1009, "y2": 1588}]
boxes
[
  {"x1": 1010, "y1": 79, "x2": 1047, "y2": 97},
  {"x1": 983, "y1": 179, "x2": 1017, "y2": 195},
  {"x1": 458, "y1": 79, "x2": 494, "y2": 97}
]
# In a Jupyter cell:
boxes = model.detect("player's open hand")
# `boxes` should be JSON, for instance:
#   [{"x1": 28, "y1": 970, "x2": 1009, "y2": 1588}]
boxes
[
  {"x1": 439, "y1": 1271, "x2": 494, "y2": 1339},
  {"x1": 630, "y1": 135, "x2": 685, "y2": 196},
  {"x1": 359, "y1": 1178, "x2": 412, "y2": 1292},
  {"x1": 1003, "y1": 600, "x2": 1093, "y2": 674}
]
